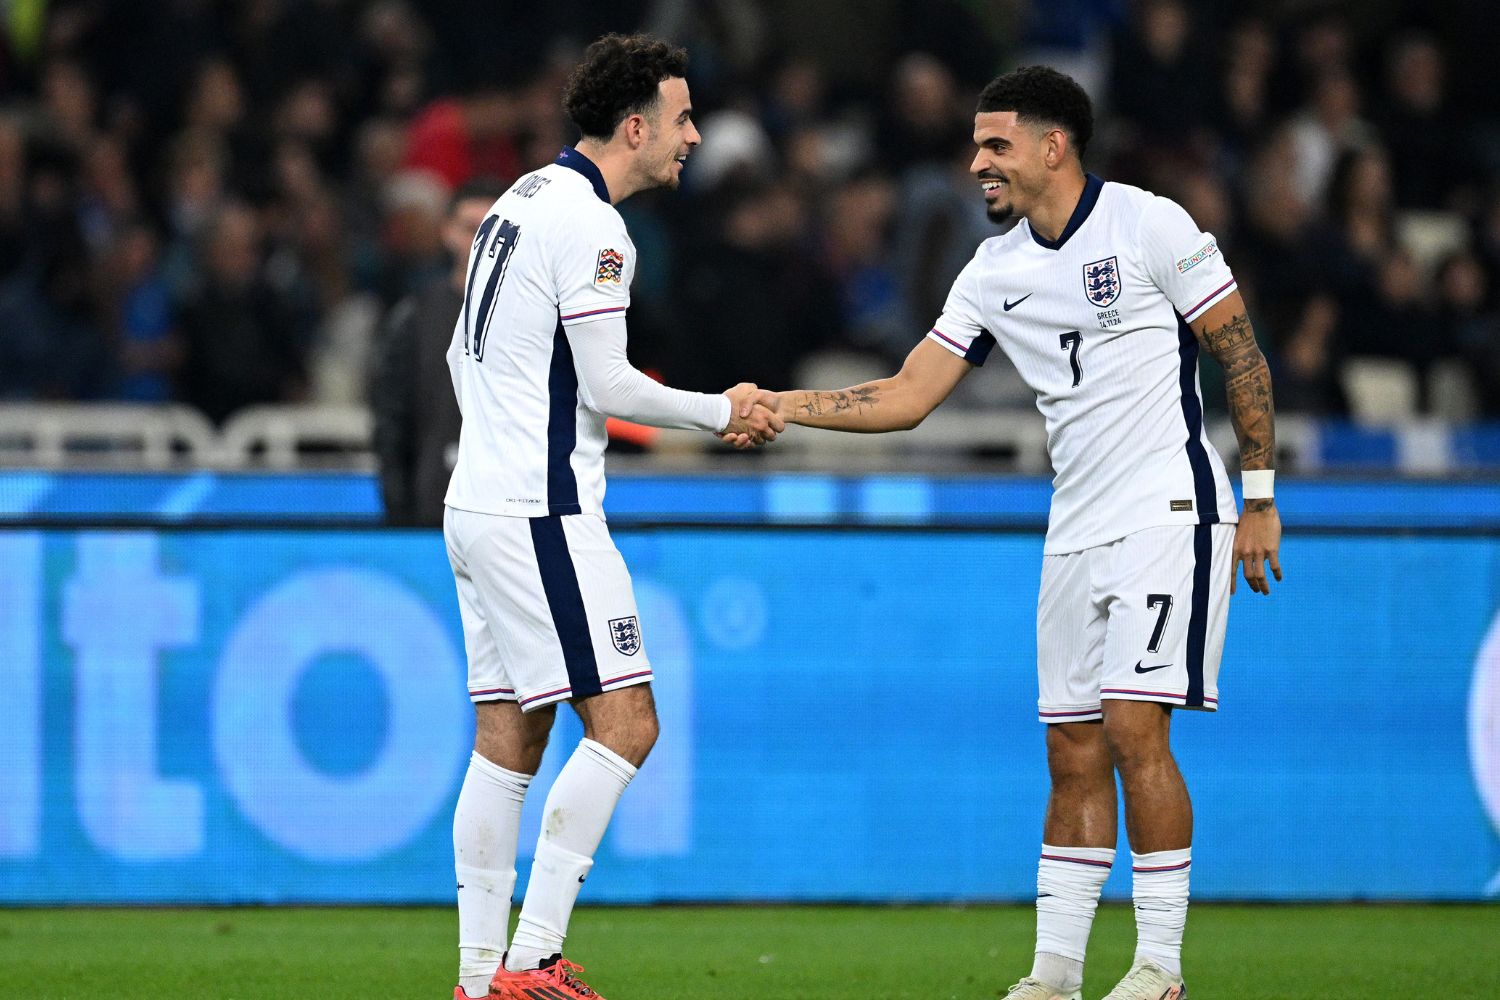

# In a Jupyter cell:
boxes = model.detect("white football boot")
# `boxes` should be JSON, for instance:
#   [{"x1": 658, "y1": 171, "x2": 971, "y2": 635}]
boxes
[
  {"x1": 1099, "y1": 959, "x2": 1187, "y2": 999},
  {"x1": 1000, "y1": 978, "x2": 1082, "y2": 1000}
]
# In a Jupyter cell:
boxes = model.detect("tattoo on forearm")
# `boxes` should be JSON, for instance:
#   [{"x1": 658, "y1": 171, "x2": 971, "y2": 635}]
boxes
[
  {"x1": 798, "y1": 384, "x2": 880, "y2": 419},
  {"x1": 1244, "y1": 498, "x2": 1274, "y2": 513},
  {"x1": 1202, "y1": 312, "x2": 1276, "y2": 472}
]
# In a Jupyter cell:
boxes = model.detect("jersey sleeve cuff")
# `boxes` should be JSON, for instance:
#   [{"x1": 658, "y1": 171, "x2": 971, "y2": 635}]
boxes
[
  {"x1": 560, "y1": 304, "x2": 628, "y2": 325},
  {"x1": 1180, "y1": 279, "x2": 1237, "y2": 323},
  {"x1": 926, "y1": 327, "x2": 995, "y2": 366}
]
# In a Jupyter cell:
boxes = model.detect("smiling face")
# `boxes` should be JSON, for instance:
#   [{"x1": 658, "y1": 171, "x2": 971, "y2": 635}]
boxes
[
  {"x1": 970, "y1": 110, "x2": 1058, "y2": 224},
  {"x1": 640, "y1": 76, "x2": 700, "y2": 190}
]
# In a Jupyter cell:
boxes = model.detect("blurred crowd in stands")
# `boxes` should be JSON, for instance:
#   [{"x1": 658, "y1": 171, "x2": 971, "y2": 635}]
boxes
[{"x1": 2, "y1": 0, "x2": 1499, "y2": 424}]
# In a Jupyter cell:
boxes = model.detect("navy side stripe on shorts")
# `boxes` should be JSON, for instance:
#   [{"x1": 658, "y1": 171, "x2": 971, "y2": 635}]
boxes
[
  {"x1": 1175, "y1": 314, "x2": 1221, "y2": 525},
  {"x1": 546, "y1": 316, "x2": 583, "y2": 515},
  {"x1": 529, "y1": 516, "x2": 602, "y2": 698},
  {"x1": 1185, "y1": 523, "x2": 1211, "y2": 707}
]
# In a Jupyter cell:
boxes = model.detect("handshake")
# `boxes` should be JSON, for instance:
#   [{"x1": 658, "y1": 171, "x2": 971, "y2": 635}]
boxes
[{"x1": 720, "y1": 382, "x2": 784, "y2": 450}]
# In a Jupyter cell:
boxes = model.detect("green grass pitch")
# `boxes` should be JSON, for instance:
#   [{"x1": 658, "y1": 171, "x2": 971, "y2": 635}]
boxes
[{"x1": 2, "y1": 904, "x2": 1497, "y2": 999}]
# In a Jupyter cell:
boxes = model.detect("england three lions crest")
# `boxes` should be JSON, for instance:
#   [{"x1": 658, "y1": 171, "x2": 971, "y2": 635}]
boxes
[
  {"x1": 1083, "y1": 256, "x2": 1121, "y2": 307},
  {"x1": 609, "y1": 616, "x2": 641, "y2": 655}
]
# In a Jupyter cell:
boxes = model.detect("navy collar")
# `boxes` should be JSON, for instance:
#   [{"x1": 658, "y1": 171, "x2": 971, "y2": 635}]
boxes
[
  {"x1": 555, "y1": 146, "x2": 611, "y2": 204},
  {"x1": 1029, "y1": 173, "x2": 1104, "y2": 250}
]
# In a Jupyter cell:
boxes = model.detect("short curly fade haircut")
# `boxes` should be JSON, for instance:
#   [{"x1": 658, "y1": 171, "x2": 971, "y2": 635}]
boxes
[
  {"x1": 976, "y1": 66, "x2": 1094, "y2": 160},
  {"x1": 563, "y1": 33, "x2": 689, "y2": 141}
]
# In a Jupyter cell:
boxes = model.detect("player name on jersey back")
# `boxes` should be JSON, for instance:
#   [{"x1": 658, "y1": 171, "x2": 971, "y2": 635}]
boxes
[
  {"x1": 928, "y1": 176, "x2": 1239, "y2": 553},
  {"x1": 445, "y1": 151, "x2": 634, "y2": 518}
]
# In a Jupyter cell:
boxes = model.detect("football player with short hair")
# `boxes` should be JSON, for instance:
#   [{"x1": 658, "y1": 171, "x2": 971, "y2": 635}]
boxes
[
  {"x1": 444, "y1": 33, "x2": 779, "y2": 1000},
  {"x1": 753, "y1": 65, "x2": 1282, "y2": 1000}
]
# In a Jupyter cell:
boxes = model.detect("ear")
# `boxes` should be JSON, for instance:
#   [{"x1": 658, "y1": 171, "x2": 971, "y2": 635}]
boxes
[
  {"x1": 1043, "y1": 128, "x2": 1069, "y2": 169},
  {"x1": 620, "y1": 112, "x2": 650, "y2": 151}
]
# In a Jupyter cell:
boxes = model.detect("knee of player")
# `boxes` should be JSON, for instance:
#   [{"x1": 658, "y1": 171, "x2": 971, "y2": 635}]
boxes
[
  {"x1": 1100, "y1": 713, "x2": 1171, "y2": 770},
  {"x1": 1046, "y1": 725, "x2": 1112, "y2": 784},
  {"x1": 587, "y1": 713, "x2": 659, "y2": 766}
]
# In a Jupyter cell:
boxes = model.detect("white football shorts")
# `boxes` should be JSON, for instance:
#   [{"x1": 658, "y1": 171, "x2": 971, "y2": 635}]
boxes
[
  {"x1": 1036, "y1": 523, "x2": 1234, "y2": 723},
  {"x1": 444, "y1": 506, "x2": 653, "y2": 711}
]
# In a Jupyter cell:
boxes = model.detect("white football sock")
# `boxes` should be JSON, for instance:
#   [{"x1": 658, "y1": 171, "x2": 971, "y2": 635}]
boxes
[
  {"x1": 506, "y1": 739, "x2": 636, "y2": 972},
  {"x1": 454, "y1": 751, "x2": 531, "y2": 998},
  {"x1": 1131, "y1": 848, "x2": 1191, "y2": 977},
  {"x1": 1031, "y1": 844, "x2": 1115, "y2": 992}
]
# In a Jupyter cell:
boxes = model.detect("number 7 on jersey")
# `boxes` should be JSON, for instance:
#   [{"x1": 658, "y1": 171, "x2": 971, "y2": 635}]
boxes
[{"x1": 1059, "y1": 330, "x2": 1082, "y2": 387}]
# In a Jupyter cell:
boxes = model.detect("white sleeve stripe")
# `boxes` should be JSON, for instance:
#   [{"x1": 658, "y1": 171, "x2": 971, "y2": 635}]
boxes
[{"x1": 1181, "y1": 279, "x2": 1236, "y2": 322}]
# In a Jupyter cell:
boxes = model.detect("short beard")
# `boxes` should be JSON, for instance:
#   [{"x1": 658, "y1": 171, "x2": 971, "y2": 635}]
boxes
[{"x1": 985, "y1": 200, "x2": 1015, "y2": 225}]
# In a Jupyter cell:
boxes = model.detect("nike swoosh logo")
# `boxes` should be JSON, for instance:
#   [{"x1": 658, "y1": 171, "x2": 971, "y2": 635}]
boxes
[
  {"x1": 1134, "y1": 661, "x2": 1172, "y2": 673},
  {"x1": 1003, "y1": 293, "x2": 1033, "y2": 311}
]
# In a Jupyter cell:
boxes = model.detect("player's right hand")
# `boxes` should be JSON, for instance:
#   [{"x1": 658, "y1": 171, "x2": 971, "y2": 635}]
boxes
[{"x1": 719, "y1": 385, "x2": 784, "y2": 448}]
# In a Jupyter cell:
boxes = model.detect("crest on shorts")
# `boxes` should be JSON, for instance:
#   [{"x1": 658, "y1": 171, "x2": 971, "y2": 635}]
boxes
[
  {"x1": 595, "y1": 248, "x2": 624, "y2": 285},
  {"x1": 1083, "y1": 255, "x2": 1120, "y2": 307},
  {"x1": 609, "y1": 616, "x2": 641, "y2": 655}
]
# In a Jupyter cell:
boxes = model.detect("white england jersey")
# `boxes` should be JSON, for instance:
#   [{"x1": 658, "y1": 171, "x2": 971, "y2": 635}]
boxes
[
  {"x1": 929, "y1": 176, "x2": 1240, "y2": 553},
  {"x1": 444, "y1": 149, "x2": 637, "y2": 518}
]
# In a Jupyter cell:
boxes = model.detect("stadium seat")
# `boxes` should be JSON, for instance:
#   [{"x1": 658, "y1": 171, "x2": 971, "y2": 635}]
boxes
[
  {"x1": 1341, "y1": 357, "x2": 1420, "y2": 424},
  {"x1": 1395, "y1": 210, "x2": 1470, "y2": 277},
  {"x1": 1428, "y1": 358, "x2": 1480, "y2": 423}
]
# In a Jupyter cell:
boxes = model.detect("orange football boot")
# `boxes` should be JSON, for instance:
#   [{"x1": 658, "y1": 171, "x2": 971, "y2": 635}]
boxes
[{"x1": 487, "y1": 955, "x2": 605, "y2": 999}]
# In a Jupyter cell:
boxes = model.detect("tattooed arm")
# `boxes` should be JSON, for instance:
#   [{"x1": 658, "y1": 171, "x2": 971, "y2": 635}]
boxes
[
  {"x1": 1193, "y1": 291, "x2": 1283, "y2": 594},
  {"x1": 768, "y1": 338, "x2": 972, "y2": 433}
]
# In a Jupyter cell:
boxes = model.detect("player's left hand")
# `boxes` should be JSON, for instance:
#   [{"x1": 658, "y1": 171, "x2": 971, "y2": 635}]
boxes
[{"x1": 1233, "y1": 503, "x2": 1282, "y2": 595}]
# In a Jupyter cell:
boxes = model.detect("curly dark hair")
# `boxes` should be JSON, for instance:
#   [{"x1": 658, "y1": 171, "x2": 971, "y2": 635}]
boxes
[
  {"x1": 563, "y1": 33, "x2": 689, "y2": 141},
  {"x1": 976, "y1": 66, "x2": 1094, "y2": 160}
]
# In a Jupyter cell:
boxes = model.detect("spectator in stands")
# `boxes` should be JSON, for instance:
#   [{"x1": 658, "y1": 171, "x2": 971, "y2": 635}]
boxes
[
  {"x1": 159, "y1": 130, "x2": 230, "y2": 299},
  {"x1": 379, "y1": 168, "x2": 450, "y2": 303},
  {"x1": 0, "y1": 219, "x2": 107, "y2": 400},
  {"x1": 875, "y1": 53, "x2": 969, "y2": 176},
  {"x1": 1109, "y1": 0, "x2": 1212, "y2": 154},
  {"x1": 38, "y1": 58, "x2": 97, "y2": 154},
  {"x1": 402, "y1": 89, "x2": 525, "y2": 190},
  {"x1": 76, "y1": 136, "x2": 138, "y2": 253},
  {"x1": 273, "y1": 78, "x2": 345, "y2": 179},
  {"x1": 760, "y1": 57, "x2": 828, "y2": 144},
  {"x1": 343, "y1": 117, "x2": 407, "y2": 290},
  {"x1": 1379, "y1": 34, "x2": 1469, "y2": 210},
  {"x1": 1272, "y1": 8, "x2": 1355, "y2": 114},
  {"x1": 1236, "y1": 133, "x2": 1345, "y2": 415},
  {"x1": 1357, "y1": 248, "x2": 1444, "y2": 410},
  {"x1": 825, "y1": 171, "x2": 905, "y2": 359},
  {"x1": 101, "y1": 220, "x2": 181, "y2": 402},
  {"x1": 177, "y1": 202, "x2": 308, "y2": 423},
  {"x1": 372, "y1": 177, "x2": 504, "y2": 527},
  {"x1": 1315, "y1": 147, "x2": 1417, "y2": 376},
  {"x1": 1439, "y1": 251, "x2": 1500, "y2": 416},
  {"x1": 1286, "y1": 68, "x2": 1377, "y2": 207},
  {"x1": 0, "y1": 117, "x2": 27, "y2": 283},
  {"x1": 355, "y1": 0, "x2": 434, "y2": 121},
  {"x1": 1214, "y1": 18, "x2": 1277, "y2": 173}
]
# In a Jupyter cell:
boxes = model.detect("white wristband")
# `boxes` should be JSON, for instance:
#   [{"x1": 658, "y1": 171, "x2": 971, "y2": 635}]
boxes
[{"x1": 1242, "y1": 469, "x2": 1275, "y2": 500}]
